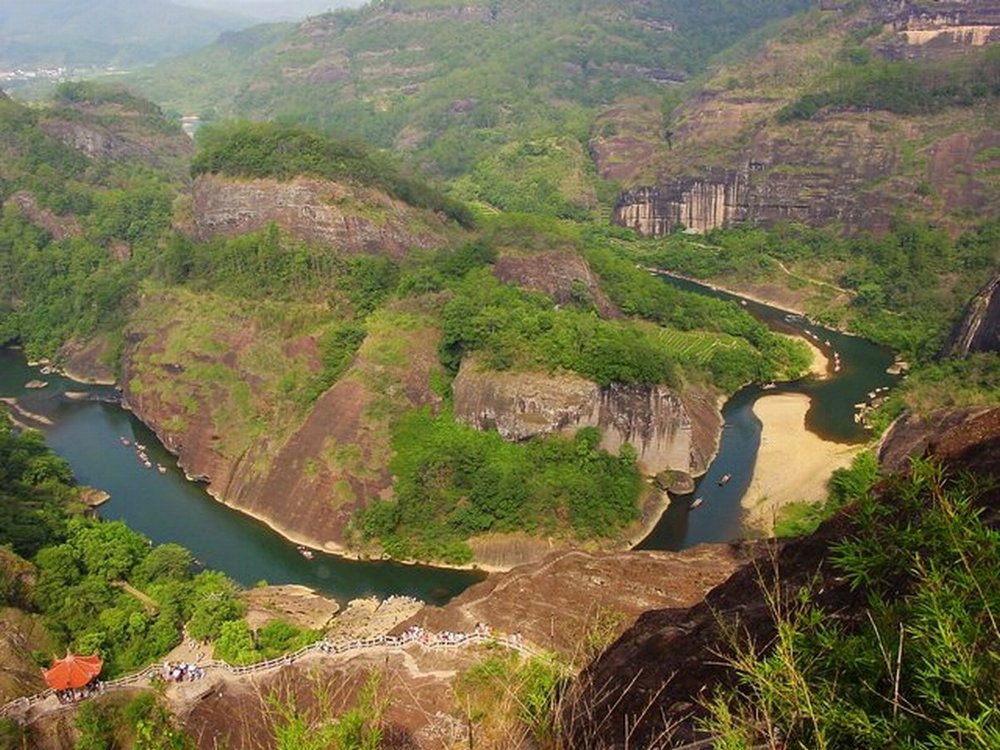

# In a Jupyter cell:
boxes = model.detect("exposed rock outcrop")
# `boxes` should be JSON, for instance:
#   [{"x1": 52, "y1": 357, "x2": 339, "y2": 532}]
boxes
[
  {"x1": 122, "y1": 294, "x2": 445, "y2": 553},
  {"x1": 242, "y1": 585, "x2": 341, "y2": 632},
  {"x1": 875, "y1": 0, "x2": 1000, "y2": 55},
  {"x1": 39, "y1": 110, "x2": 193, "y2": 176},
  {"x1": 492, "y1": 250, "x2": 620, "y2": 318},
  {"x1": 4, "y1": 192, "x2": 81, "y2": 241},
  {"x1": 616, "y1": 175, "x2": 745, "y2": 235},
  {"x1": 190, "y1": 174, "x2": 451, "y2": 256},
  {"x1": 562, "y1": 406, "x2": 1000, "y2": 748},
  {"x1": 614, "y1": 115, "x2": 904, "y2": 235},
  {"x1": 452, "y1": 359, "x2": 721, "y2": 477},
  {"x1": 397, "y1": 545, "x2": 752, "y2": 659},
  {"x1": 943, "y1": 270, "x2": 1000, "y2": 357},
  {"x1": 608, "y1": 1, "x2": 1000, "y2": 236}
]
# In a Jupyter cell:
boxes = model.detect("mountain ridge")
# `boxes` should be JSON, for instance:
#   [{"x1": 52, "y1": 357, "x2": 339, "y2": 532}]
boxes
[{"x1": 0, "y1": 0, "x2": 255, "y2": 67}]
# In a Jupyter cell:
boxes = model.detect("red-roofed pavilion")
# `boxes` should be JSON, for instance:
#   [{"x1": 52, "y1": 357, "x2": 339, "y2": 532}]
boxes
[{"x1": 42, "y1": 653, "x2": 103, "y2": 691}]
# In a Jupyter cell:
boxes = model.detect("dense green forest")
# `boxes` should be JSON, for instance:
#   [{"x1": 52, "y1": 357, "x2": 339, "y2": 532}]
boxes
[
  {"x1": 636, "y1": 219, "x2": 1000, "y2": 363},
  {"x1": 129, "y1": 0, "x2": 813, "y2": 178},
  {"x1": 359, "y1": 417, "x2": 642, "y2": 564},
  {"x1": 0, "y1": 88, "x2": 178, "y2": 361}
]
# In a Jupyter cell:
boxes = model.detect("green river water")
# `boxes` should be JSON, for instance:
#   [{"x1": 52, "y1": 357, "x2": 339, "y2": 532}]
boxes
[{"x1": 0, "y1": 277, "x2": 898, "y2": 602}]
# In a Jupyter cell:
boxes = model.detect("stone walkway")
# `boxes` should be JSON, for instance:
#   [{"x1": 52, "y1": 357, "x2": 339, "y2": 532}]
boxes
[{"x1": 0, "y1": 628, "x2": 534, "y2": 724}]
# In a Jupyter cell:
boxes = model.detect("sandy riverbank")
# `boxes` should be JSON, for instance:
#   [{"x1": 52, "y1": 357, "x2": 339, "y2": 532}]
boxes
[
  {"x1": 791, "y1": 334, "x2": 829, "y2": 379},
  {"x1": 743, "y1": 393, "x2": 859, "y2": 534}
]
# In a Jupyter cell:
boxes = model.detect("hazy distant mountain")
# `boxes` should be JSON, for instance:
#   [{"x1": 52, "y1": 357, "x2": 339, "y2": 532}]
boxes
[
  {"x1": 175, "y1": 0, "x2": 364, "y2": 22},
  {"x1": 0, "y1": 0, "x2": 255, "y2": 68}
]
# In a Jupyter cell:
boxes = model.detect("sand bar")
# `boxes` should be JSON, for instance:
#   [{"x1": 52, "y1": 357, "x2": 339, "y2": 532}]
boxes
[
  {"x1": 797, "y1": 335, "x2": 829, "y2": 379},
  {"x1": 744, "y1": 393, "x2": 859, "y2": 534}
]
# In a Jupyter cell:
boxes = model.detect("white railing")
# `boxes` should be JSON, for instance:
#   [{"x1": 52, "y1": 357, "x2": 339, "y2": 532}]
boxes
[{"x1": 0, "y1": 630, "x2": 535, "y2": 720}]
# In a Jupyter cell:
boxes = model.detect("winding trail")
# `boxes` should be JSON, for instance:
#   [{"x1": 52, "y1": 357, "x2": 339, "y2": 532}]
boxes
[
  {"x1": 774, "y1": 260, "x2": 854, "y2": 297},
  {"x1": 0, "y1": 628, "x2": 536, "y2": 725}
]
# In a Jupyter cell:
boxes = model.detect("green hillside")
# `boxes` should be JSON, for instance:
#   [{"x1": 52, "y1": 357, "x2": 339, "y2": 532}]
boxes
[{"x1": 128, "y1": 0, "x2": 812, "y2": 182}]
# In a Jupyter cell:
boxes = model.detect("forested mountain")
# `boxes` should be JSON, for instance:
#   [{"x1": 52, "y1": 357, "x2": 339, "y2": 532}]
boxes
[
  {"x1": 128, "y1": 0, "x2": 813, "y2": 181},
  {"x1": 0, "y1": 0, "x2": 253, "y2": 67},
  {"x1": 608, "y1": 0, "x2": 1000, "y2": 236},
  {"x1": 2, "y1": 3, "x2": 1000, "y2": 749}
]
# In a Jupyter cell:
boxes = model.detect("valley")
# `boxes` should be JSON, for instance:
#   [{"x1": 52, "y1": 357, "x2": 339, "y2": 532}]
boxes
[{"x1": 1, "y1": 0, "x2": 999, "y2": 748}]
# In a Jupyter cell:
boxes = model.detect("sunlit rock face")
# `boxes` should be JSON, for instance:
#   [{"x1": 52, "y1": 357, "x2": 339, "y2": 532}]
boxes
[{"x1": 452, "y1": 359, "x2": 721, "y2": 477}]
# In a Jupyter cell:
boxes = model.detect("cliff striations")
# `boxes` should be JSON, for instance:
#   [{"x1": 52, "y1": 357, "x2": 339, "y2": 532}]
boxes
[
  {"x1": 943, "y1": 270, "x2": 1000, "y2": 356},
  {"x1": 605, "y1": 0, "x2": 1000, "y2": 235},
  {"x1": 452, "y1": 358, "x2": 722, "y2": 479},
  {"x1": 190, "y1": 174, "x2": 452, "y2": 257}
]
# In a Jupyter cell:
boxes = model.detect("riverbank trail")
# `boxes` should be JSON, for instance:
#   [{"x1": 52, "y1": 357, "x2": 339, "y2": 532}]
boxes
[{"x1": 0, "y1": 628, "x2": 537, "y2": 724}]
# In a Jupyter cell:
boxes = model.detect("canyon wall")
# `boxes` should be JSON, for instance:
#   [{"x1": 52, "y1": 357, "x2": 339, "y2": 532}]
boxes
[
  {"x1": 615, "y1": 129, "x2": 899, "y2": 235},
  {"x1": 875, "y1": 0, "x2": 1000, "y2": 53},
  {"x1": 943, "y1": 270, "x2": 1000, "y2": 356},
  {"x1": 452, "y1": 359, "x2": 721, "y2": 479},
  {"x1": 612, "y1": 1, "x2": 1000, "y2": 236},
  {"x1": 121, "y1": 294, "x2": 446, "y2": 555},
  {"x1": 190, "y1": 174, "x2": 450, "y2": 257}
]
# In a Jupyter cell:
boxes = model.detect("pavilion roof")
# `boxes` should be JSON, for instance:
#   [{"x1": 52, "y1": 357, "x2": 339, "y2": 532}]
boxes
[{"x1": 42, "y1": 653, "x2": 103, "y2": 690}]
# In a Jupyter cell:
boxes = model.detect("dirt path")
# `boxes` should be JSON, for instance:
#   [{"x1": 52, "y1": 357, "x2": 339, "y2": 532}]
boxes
[
  {"x1": 112, "y1": 581, "x2": 159, "y2": 614},
  {"x1": 774, "y1": 260, "x2": 854, "y2": 296}
]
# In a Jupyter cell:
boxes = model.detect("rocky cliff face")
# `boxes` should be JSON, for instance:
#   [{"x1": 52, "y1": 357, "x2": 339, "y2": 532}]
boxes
[
  {"x1": 561, "y1": 406, "x2": 1000, "y2": 748},
  {"x1": 616, "y1": 174, "x2": 746, "y2": 235},
  {"x1": 606, "y1": 1, "x2": 1000, "y2": 236},
  {"x1": 190, "y1": 174, "x2": 451, "y2": 256},
  {"x1": 452, "y1": 359, "x2": 721, "y2": 478},
  {"x1": 875, "y1": 0, "x2": 1000, "y2": 55},
  {"x1": 5, "y1": 192, "x2": 81, "y2": 241},
  {"x1": 492, "y1": 250, "x2": 620, "y2": 318},
  {"x1": 122, "y1": 293, "x2": 445, "y2": 553},
  {"x1": 943, "y1": 270, "x2": 1000, "y2": 356},
  {"x1": 39, "y1": 107, "x2": 193, "y2": 176},
  {"x1": 614, "y1": 111, "x2": 915, "y2": 235}
]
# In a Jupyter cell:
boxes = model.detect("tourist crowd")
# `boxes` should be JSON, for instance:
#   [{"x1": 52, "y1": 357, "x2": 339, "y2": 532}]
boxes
[
  {"x1": 55, "y1": 682, "x2": 104, "y2": 704},
  {"x1": 161, "y1": 661, "x2": 205, "y2": 683}
]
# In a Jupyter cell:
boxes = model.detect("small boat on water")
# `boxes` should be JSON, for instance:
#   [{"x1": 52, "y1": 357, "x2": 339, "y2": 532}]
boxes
[
  {"x1": 156, "y1": 464, "x2": 167, "y2": 474},
  {"x1": 119, "y1": 437, "x2": 131, "y2": 447},
  {"x1": 762, "y1": 382, "x2": 777, "y2": 390},
  {"x1": 135, "y1": 443, "x2": 147, "y2": 451},
  {"x1": 143, "y1": 460, "x2": 152, "y2": 469},
  {"x1": 297, "y1": 546, "x2": 315, "y2": 560},
  {"x1": 689, "y1": 497, "x2": 704, "y2": 510},
  {"x1": 718, "y1": 474, "x2": 732, "y2": 486}
]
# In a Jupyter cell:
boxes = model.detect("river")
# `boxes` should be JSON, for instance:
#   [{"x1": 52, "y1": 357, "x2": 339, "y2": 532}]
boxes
[
  {"x1": 638, "y1": 275, "x2": 899, "y2": 550},
  {"x1": 0, "y1": 281, "x2": 898, "y2": 601},
  {"x1": 0, "y1": 350, "x2": 483, "y2": 604}
]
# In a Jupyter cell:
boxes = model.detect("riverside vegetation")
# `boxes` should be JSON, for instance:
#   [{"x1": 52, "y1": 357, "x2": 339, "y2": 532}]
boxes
[
  {"x1": 0, "y1": 412, "x2": 346, "y2": 749},
  {"x1": 0, "y1": 79, "x2": 989, "y2": 566},
  {"x1": 2, "y1": 1, "x2": 1000, "y2": 745},
  {"x1": 0, "y1": 418, "x2": 317, "y2": 678},
  {"x1": 704, "y1": 460, "x2": 1000, "y2": 750}
]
